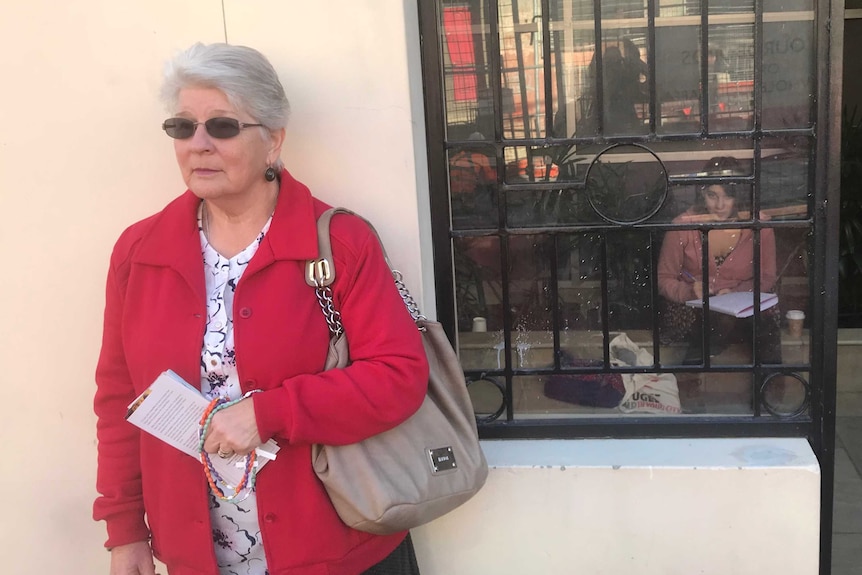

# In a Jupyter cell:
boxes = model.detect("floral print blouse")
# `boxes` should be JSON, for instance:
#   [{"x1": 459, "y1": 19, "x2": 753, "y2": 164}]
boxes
[{"x1": 198, "y1": 205, "x2": 272, "y2": 575}]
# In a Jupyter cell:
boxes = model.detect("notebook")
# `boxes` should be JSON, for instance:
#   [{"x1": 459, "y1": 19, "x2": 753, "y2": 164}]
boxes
[{"x1": 685, "y1": 292, "x2": 779, "y2": 318}]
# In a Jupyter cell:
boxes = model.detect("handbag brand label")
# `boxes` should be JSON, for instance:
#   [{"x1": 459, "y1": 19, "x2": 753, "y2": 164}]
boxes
[{"x1": 428, "y1": 446, "x2": 457, "y2": 473}]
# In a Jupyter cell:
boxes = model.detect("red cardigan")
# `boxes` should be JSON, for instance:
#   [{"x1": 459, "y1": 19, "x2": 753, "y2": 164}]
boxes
[
  {"x1": 657, "y1": 209, "x2": 777, "y2": 304},
  {"x1": 93, "y1": 170, "x2": 429, "y2": 575}
]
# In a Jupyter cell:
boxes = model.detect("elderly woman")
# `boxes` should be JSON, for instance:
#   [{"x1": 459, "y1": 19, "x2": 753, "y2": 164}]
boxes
[
  {"x1": 657, "y1": 156, "x2": 781, "y2": 364},
  {"x1": 93, "y1": 43, "x2": 428, "y2": 575}
]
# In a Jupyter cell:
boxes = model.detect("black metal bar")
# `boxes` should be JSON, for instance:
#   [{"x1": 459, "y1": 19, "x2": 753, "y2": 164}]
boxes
[
  {"x1": 753, "y1": 0, "x2": 763, "y2": 133},
  {"x1": 592, "y1": 0, "x2": 604, "y2": 135},
  {"x1": 700, "y1": 0, "x2": 709, "y2": 135},
  {"x1": 418, "y1": 0, "x2": 458, "y2": 341},
  {"x1": 540, "y1": 0, "x2": 553, "y2": 139},
  {"x1": 646, "y1": 0, "x2": 658, "y2": 135},
  {"x1": 550, "y1": 233, "x2": 561, "y2": 369},
  {"x1": 701, "y1": 229, "x2": 711, "y2": 367},
  {"x1": 752, "y1": 138, "x2": 762, "y2": 416},
  {"x1": 487, "y1": 0, "x2": 504, "y2": 142},
  {"x1": 478, "y1": 418, "x2": 813, "y2": 440},
  {"x1": 473, "y1": 126, "x2": 816, "y2": 148},
  {"x1": 816, "y1": 0, "x2": 844, "y2": 571},
  {"x1": 509, "y1": 0, "x2": 532, "y2": 140},
  {"x1": 600, "y1": 231, "x2": 611, "y2": 366},
  {"x1": 650, "y1": 230, "x2": 662, "y2": 366}
]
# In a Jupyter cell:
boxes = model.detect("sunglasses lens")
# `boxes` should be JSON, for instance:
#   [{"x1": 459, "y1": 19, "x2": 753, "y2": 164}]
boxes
[
  {"x1": 162, "y1": 118, "x2": 196, "y2": 139},
  {"x1": 205, "y1": 117, "x2": 241, "y2": 139}
]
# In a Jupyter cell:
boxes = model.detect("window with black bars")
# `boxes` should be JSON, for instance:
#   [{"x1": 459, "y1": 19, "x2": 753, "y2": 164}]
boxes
[{"x1": 418, "y1": 0, "x2": 839, "y2": 443}]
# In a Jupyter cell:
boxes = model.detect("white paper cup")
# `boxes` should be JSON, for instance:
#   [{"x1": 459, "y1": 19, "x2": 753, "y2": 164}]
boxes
[
  {"x1": 786, "y1": 310, "x2": 805, "y2": 337},
  {"x1": 472, "y1": 317, "x2": 488, "y2": 332}
]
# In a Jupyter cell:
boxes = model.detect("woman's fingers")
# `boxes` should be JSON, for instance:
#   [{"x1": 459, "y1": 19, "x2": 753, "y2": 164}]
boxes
[
  {"x1": 202, "y1": 398, "x2": 262, "y2": 456},
  {"x1": 109, "y1": 541, "x2": 157, "y2": 575}
]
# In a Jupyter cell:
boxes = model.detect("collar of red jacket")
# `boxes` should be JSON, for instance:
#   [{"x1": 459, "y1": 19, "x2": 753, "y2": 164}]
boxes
[{"x1": 131, "y1": 168, "x2": 320, "y2": 273}]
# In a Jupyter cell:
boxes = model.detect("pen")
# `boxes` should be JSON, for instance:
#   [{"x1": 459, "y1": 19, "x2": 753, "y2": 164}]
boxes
[{"x1": 681, "y1": 270, "x2": 697, "y2": 283}]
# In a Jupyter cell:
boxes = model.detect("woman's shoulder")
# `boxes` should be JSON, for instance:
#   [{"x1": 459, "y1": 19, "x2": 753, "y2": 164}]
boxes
[
  {"x1": 315, "y1": 204, "x2": 382, "y2": 258},
  {"x1": 110, "y1": 192, "x2": 196, "y2": 269}
]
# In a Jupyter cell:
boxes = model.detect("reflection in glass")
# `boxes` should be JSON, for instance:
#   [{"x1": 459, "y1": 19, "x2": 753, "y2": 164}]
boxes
[
  {"x1": 507, "y1": 188, "x2": 594, "y2": 228},
  {"x1": 761, "y1": 372, "x2": 809, "y2": 417},
  {"x1": 762, "y1": 19, "x2": 815, "y2": 129},
  {"x1": 454, "y1": 235, "x2": 501, "y2": 342},
  {"x1": 466, "y1": 376, "x2": 507, "y2": 422},
  {"x1": 449, "y1": 145, "x2": 498, "y2": 230},
  {"x1": 708, "y1": 24, "x2": 754, "y2": 131},
  {"x1": 440, "y1": 0, "x2": 492, "y2": 139},
  {"x1": 761, "y1": 137, "x2": 810, "y2": 218},
  {"x1": 499, "y1": 1, "x2": 545, "y2": 139},
  {"x1": 675, "y1": 372, "x2": 754, "y2": 415},
  {"x1": 549, "y1": 0, "x2": 596, "y2": 139},
  {"x1": 585, "y1": 144, "x2": 668, "y2": 224},
  {"x1": 655, "y1": 22, "x2": 700, "y2": 134},
  {"x1": 503, "y1": 146, "x2": 560, "y2": 184},
  {"x1": 607, "y1": 230, "x2": 653, "y2": 334},
  {"x1": 595, "y1": 34, "x2": 650, "y2": 136},
  {"x1": 508, "y1": 235, "x2": 554, "y2": 334},
  {"x1": 657, "y1": 140, "x2": 753, "y2": 178},
  {"x1": 558, "y1": 233, "x2": 604, "y2": 362}
]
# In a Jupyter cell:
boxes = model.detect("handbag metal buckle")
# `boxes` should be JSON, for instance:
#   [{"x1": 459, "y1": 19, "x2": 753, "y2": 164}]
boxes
[
  {"x1": 307, "y1": 258, "x2": 333, "y2": 287},
  {"x1": 428, "y1": 447, "x2": 457, "y2": 473}
]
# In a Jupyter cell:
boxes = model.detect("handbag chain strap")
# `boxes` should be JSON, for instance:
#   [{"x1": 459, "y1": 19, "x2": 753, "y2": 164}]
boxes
[
  {"x1": 392, "y1": 270, "x2": 426, "y2": 325},
  {"x1": 310, "y1": 207, "x2": 426, "y2": 335},
  {"x1": 315, "y1": 283, "x2": 344, "y2": 337}
]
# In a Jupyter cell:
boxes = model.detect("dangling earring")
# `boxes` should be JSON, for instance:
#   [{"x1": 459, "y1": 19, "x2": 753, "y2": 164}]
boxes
[{"x1": 264, "y1": 166, "x2": 277, "y2": 182}]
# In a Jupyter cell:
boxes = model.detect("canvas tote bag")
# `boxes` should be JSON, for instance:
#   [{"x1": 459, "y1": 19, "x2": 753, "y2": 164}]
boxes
[{"x1": 306, "y1": 208, "x2": 488, "y2": 535}]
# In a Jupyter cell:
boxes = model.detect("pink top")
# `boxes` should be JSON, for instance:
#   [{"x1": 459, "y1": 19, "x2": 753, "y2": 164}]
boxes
[{"x1": 657, "y1": 209, "x2": 777, "y2": 304}]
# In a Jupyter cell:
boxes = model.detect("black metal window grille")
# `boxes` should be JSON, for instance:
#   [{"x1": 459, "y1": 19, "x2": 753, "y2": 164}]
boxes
[{"x1": 418, "y1": 0, "x2": 840, "y2": 448}]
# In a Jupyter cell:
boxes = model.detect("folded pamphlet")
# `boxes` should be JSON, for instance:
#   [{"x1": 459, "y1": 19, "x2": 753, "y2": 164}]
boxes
[
  {"x1": 126, "y1": 370, "x2": 279, "y2": 487},
  {"x1": 685, "y1": 292, "x2": 778, "y2": 318}
]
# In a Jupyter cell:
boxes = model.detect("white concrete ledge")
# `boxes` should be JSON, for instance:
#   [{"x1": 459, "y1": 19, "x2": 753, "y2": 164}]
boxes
[{"x1": 414, "y1": 437, "x2": 820, "y2": 575}]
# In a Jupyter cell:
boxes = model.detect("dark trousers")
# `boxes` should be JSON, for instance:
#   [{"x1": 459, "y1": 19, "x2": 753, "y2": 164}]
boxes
[
  {"x1": 682, "y1": 307, "x2": 783, "y2": 364},
  {"x1": 362, "y1": 534, "x2": 421, "y2": 575}
]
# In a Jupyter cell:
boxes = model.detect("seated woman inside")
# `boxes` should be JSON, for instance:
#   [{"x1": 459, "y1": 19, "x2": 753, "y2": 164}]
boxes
[{"x1": 657, "y1": 156, "x2": 782, "y2": 365}]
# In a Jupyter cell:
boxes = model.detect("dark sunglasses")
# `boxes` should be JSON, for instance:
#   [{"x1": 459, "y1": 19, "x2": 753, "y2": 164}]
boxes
[{"x1": 162, "y1": 117, "x2": 264, "y2": 139}]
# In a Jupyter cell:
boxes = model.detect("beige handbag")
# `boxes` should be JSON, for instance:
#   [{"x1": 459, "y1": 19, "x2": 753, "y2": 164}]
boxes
[{"x1": 306, "y1": 208, "x2": 488, "y2": 535}]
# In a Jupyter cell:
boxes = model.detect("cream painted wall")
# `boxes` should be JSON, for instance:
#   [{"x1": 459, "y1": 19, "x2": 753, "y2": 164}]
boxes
[
  {"x1": 0, "y1": 2, "x2": 823, "y2": 575},
  {"x1": 0, "y1": 2, "x2": 429, "y2": 573}
]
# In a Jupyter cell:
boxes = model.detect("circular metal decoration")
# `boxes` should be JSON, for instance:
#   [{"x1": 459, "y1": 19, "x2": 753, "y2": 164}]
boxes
[
  {"x1": 585, "y1": 143, "x2": 669, "y2": 224},
  {"x1": 759, "y1": 372, "x2": 810, "y2": 418},
  {"x1": 467, "y1": 373, "x2": 507, "y2": 423}
]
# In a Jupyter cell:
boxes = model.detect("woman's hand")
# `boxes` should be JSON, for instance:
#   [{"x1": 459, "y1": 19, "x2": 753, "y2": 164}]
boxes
[
  {"x1": 693, "y1": 281, "x2": 704, "y2": 300},
  {"x1": 110, "y1": 541, "x2": 159, "y2": 575},
  {"x1": 203, "y1": 397, "x2": 262, "y2": 456}
]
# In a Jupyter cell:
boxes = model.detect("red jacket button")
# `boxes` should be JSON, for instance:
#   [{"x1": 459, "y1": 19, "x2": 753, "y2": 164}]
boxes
[
  {"x1": 239, "y1": 307, "x2": 252, "y2": 318},
  {"x1": 264, "y1": 512, "x2": 277, "y2": 523}
]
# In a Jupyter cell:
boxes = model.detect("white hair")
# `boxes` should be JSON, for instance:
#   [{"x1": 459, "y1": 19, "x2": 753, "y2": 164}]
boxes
[{"x1": 161, "y1": 43, "x2": 290, "y2": 132}]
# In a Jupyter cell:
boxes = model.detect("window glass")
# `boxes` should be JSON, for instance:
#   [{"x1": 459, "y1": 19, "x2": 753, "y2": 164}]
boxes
[
  {"x1": 655, "y1": 16, "x2": 700, "y2": 134},
  {"x1": 761, "y1": 136, "x2": 811, "y2": 218},
  {"x1": 708, "y1": 22, "x2": 754, "y2": 132},
  {"x1": 762, "y1": 17, "x2": 815, "y2": 129},
  {"x1": 549, "y1": 0, "x2": 596, "y2": 139},
  {"x1": 432, "y1": 0, "x2": 820, "y2": 424},
  {"x1": 607, "y1": 230, "x2": 654, "y2": 334},
  {"x1": 454, "y1": 234, "x2": 502, "y2": 342},
  {"x1": 449, "y1": 145, "x2": 498, "y2": 230},
  {"x1": 441, "y1": 0, "x2": 493, "y2": 139},
  {"x1": 498, "y1": 0, "x2": 546, "y2": 139}
]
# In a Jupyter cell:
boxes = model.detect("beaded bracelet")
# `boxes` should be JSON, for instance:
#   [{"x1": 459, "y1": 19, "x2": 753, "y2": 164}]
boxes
[{"x1": 198, "y1": 389, "x2": 262, "y2": 503}]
